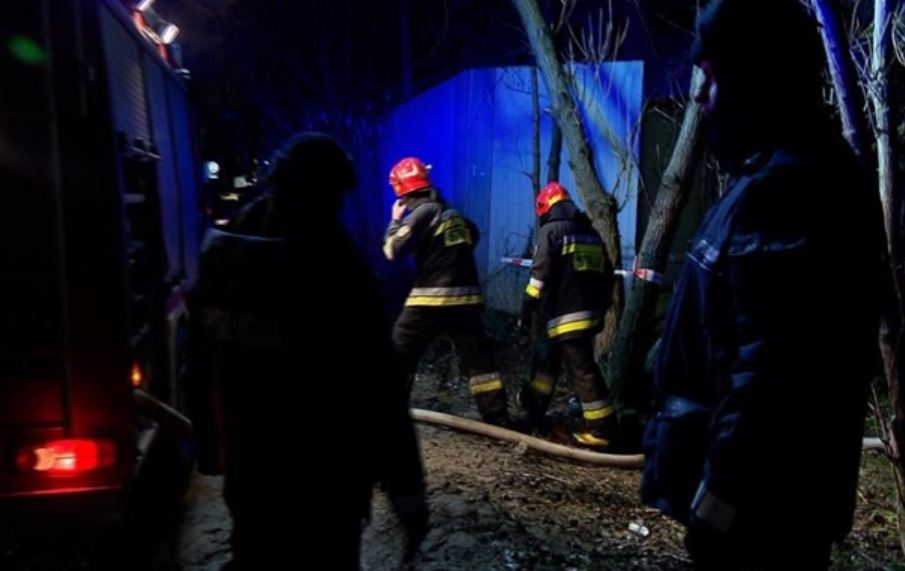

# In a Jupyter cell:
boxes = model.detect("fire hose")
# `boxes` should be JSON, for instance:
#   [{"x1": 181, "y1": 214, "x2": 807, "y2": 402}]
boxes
[
  {"x1": 411, "y1": 409, "x2": 887, "y2": 469},
  {"x1": 410, "y1": 408, "x2": 645, "y2": 469}
]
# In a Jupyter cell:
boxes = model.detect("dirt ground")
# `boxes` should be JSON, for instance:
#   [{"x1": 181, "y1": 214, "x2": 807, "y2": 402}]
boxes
[
  {"x1": 166, "y1": 420, "x2": 901, "y2": 571},
  {"x1": 357, "y1": 330, "x2": 905, "y2": 571},
  {"x1": 141, "y1": 325, "x2": 901, "y2": 571},
  {"x1": 3, "y1": 329, "x2": 904, "y2": 570}
]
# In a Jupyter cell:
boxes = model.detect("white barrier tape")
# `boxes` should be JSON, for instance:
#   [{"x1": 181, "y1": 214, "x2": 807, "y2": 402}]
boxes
[
  {"x1": 632, "y1": 267, "x2": 665, "y2": 285},
  {"x1": 505, "y1": 257, "x2": 665, "y2": 285},
  {"x1": 501, "y1": 257, "x2": 534, "y2": 268}
]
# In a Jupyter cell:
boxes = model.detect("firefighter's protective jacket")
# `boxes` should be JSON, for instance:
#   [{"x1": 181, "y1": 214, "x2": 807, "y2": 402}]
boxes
[
  {"x1": 383, "y1": 189, "x2": 483, "y2": 308},
  {"x1": 188, "y1": 194, "x2": 425, "y2": 524},
  {"x1": 523, "y1": 201, "x2": 613, "y2": 340},
  {"x1": 641, "y1": 144, "x2": 883, "y2": 542}
]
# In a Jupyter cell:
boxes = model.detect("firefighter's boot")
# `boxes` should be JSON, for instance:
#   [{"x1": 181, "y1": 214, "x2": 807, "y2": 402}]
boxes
[{"x1": 571, "y1": 402, "x2": 617, "y2": 450}]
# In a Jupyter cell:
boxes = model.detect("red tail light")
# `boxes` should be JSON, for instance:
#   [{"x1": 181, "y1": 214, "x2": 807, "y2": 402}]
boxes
[
  {"x1": 15, "y1": 439, "x2": 116, "y2": 475},
  {"x1": 131, "y1": 360, "x2": 143, "y2": 387}
]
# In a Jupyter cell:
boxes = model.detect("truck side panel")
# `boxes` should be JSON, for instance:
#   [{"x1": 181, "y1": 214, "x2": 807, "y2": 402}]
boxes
[
  {"x1": 145, "y1": 57, "x2": 183, "y2": 284},
  {"x1": 0, "y1": 2, "x2": 69, "y2": 440},
  {"x1": 0, "y1": 0, "x2": 136, "y2": 501},
  {"x1": 55, "y1": 0, "x2": 134, "y2": 461},
  {"x1": 1, "y1": 0, "x2": 199, "y2": 511},
  {"x1": 168, "y1": 76, "x2": 201, "y2": 285}
]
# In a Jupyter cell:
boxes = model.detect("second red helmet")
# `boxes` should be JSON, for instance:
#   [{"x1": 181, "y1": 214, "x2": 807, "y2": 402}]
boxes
[{"x1": 536, "y1": 182, "x2": 571, "y2": 216}]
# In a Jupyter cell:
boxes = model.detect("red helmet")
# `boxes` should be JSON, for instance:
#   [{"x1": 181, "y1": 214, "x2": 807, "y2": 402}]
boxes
[
  {"x1": 389, "y1": 157, "x2": 432, "y2": 197},
  {"x1": 536, "y1": 182, "x2": 570, "y2": 216}
]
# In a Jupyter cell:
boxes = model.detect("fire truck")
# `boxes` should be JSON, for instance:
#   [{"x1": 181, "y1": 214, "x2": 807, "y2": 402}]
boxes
[{"x1": 1, "y1": 0, "x2": 200, "y2": 524}]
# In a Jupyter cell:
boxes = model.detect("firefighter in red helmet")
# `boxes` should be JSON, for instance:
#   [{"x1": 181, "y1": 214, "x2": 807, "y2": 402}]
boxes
[
  {"x1": 383, "y1": 157, "x2": 511, "y2": 427},
  {"x1": 518, "y1": 182, "x2": 616, "y2": 449}
]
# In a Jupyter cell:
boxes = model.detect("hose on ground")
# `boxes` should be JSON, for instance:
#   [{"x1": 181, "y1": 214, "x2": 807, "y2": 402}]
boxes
[
  {"x1": 410, "y1": 408, "x2": 645, "y2": 469},
  {"x1": 412, "y1": 409, "x2": 889, "y2": 468}
]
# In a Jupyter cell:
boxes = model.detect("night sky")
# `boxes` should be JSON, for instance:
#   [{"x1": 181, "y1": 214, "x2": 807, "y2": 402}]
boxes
[{"x1": 160, "y1": 0, "x2": 697, "y2": 172}]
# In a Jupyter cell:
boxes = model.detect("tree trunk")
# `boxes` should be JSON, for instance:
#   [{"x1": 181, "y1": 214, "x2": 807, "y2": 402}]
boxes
[
  {"x1": 869, "y1": 0, "x2": 905, "y2": 555},
  {"x1": 607, "y1": 68, "x2": 706, "y2": 413},
  {"x1": 811, "y1": 0, "x2": 871, "y2": 162},
  {"x1": 510, "y1": 0, "x2": 624, "y2": 349},
  {"x1": 547, "y1": 122, "x2": 563, "y2": 183},
  {"x1": 531, "y1": 67, "x2": 542, "y2": 197}
]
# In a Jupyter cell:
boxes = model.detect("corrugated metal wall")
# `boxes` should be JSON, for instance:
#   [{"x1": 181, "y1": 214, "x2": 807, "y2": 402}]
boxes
[{"x1": 362, "y1": 62, "x2": 644, "y2": 313}]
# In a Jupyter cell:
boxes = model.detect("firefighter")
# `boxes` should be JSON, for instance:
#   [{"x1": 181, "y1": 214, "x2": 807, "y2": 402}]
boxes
[
  {"x1": 188, "y1": 133, "x2": 428, "y2": 570},
  {"x1": 517, "y1": 182, "x2": 616, "y2": 449},
  {"x1": 383, "y1": 157, "x2": 510, "y2": 427}
]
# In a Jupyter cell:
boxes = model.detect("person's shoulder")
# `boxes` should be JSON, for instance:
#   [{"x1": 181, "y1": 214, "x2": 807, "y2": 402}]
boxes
[
  {"x1": 440, "y1": 205, "x2": 476, "y2": 226},
  {"x1": 727, "y1": 149, "x2": 814, "y2": 253},
  {"x1": 226, "y1": 193, "x2": 281, "y2": 236},
  {"x1": 735, "y1": 148, "x2": 810, "y2": 204},
  {"x1": 409, "y1": 199, "x2": 442, "y2": 219},
  {"x1": 739, "y1": 148, "x2": 802, "y2": 183},
  {"x1": 747, "y1": 142, "x2": 854, "y2": 187},
  {"x1": 572, "y1": 210, "x2": 596, "y2": 232},
  {"x1": 538, "y1": 217, "x2": 570, "y2": 243}
]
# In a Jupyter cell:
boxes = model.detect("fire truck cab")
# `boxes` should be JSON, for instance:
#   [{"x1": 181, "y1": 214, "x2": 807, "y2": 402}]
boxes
[{"x1": 1, "y1": 0, "x2": 200, "y2": 524}]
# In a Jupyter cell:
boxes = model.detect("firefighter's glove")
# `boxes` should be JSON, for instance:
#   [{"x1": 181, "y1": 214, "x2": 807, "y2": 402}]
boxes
[
  {"x1": 392, "y1": 199, "x2": 408, "y2": 222},
  {"x1": 390, "y1": 491, "x2": 429, "y2": 561}
]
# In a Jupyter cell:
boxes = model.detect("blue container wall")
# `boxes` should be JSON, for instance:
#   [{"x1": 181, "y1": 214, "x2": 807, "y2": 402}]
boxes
[
  {"x1": 353, "y1": 62, "x2": 644, "y2": 313},
  {"x1": 488, "y1": 67, "x2": 544, "y2": 266},
  {"x1": 451, "y1": 69, "x2": 496, "y2": 281},
  {"x1": 571, "y1": 62, "x2": 644, "y2": 264},
  {"x1": 376, "y1": 69, "x2": 496, "y2": 282},
  {"x1": 486, "y1": 63, "x2": 644, "y2": 312}
]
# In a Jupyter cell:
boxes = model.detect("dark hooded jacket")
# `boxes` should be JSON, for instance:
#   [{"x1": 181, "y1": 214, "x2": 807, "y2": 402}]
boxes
[
  {"x1": 641, "y1": 0, "x2": 884, "y2": 543},
  {"x1": 187, "y1": 134, "x2": 425, "y2": 564},
  {"x1": 190, "y1": 195, "x2": 424, "y2": 516}
]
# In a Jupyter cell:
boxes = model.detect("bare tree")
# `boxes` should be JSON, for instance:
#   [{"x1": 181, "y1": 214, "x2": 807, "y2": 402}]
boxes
[
  {"x1": 821, "y1": 0, "x2": 905, "y2": 554},
  {"x1": 547, "y1": 123, "x2": 563, "y2": 183},
  {"x1": 811, "y1": 0, "x2": 871, "y2": 161},
  {"x1": 868, "y1": 0, "x2": 905, "y2": 554},
  {"x1": 531, "y1": 67, "x2": 542, "y2": 197},
  {"x1": 509, "y1": 0, "x2": 625, "y2": 349},
  {"x1": 606, "y1": 68, "x2": 706, "y2": 411}
]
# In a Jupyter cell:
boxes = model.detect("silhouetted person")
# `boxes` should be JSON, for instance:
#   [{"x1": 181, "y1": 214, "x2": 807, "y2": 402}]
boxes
[
  {"x1": 383, "y1": 157, "x2": 511, "y2": 426},
  {"x1": 517, "y1": 182, "x2": 616, "y2": 449},
  {"x1": 641, "y1": 1, "x2": 884, "y2": 569},
  {"x1": 188, "y1": 133, "x2": 428, "y2": 570}
]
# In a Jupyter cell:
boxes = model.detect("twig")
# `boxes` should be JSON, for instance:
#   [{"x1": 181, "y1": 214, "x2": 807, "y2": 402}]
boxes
[{"x1": 539, "y1": 473, "x2": 573, "y2": 486}]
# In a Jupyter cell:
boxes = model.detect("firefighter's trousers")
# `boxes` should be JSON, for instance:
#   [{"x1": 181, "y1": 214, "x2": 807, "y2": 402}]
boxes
[
  {"x1": 393, "y1": 305, "x2": 509, "y2": 425},
  {"x1": 520, "y1": 334, "x2": 613, "y2": 434}
]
